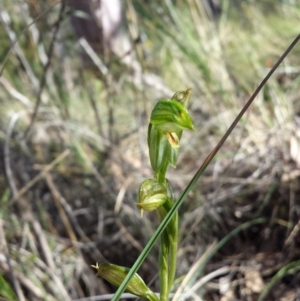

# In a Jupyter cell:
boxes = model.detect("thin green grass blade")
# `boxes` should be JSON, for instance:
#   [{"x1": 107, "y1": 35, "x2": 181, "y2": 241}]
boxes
[
  {"x1": 0, "y1": 274, "x2": 18, "y2": 301},
  {"x1": 111, "y1": 34, "x2": 300, "y2": 301},
  {"x1": 180, "y1": 217, "x2": 267, "y2": 300},
  {"x1": 257, "y1": 260, "x2": 300, "y2": 301}
]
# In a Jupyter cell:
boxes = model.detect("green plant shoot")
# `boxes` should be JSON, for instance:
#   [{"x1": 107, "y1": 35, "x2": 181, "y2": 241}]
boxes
[{"x1": 93, "y1": 89, "x2": 194, "y2": 301}]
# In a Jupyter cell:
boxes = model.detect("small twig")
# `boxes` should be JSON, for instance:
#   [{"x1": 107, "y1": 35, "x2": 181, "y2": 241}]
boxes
[
  {"x1": 72, "y1": 293, "x2": 142, "y2": 301},
  {"x1": 31, "y1": 218, "x2": 56, "y2": 269},
  {"x1": 79, "y1": 38, "x2": 109, "y2": 76},
  {"x1": 44, "y1": 172, "x2": 78, "y2": 242},
  {"x1": 0, "y1": 77, "x2": 33, "y2": 107},
  {"x1": 97, "y1": 208, "x2": 104, "y2": 241},
  {"x1": 284, "y1": 220, "x2": 300, "y2": 247},
  {"x1": 9, "y1": 149, "x2": 70, "y2": 204},
  {"x1": 114, "y1": 176, "x2": 133, "y2": 214},
  {"x1": 184, "y1": 266, "x2": 239, "y2": 300},
  {"x1": 23, "y1": 0, "x2": 66, "y2": 139},
  {"x1": 116, "y1": 219, "x2": 143, "y2": 252}
]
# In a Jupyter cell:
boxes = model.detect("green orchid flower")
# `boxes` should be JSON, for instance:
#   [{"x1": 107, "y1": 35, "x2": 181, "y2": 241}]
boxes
[
  {"x1": 94, "y1": 89, "x2": 195, "y2": 301},
  {"x1": 150, "y1": 100, "x2": 194, "y2": 133},
  {"x1": 148, "y1": 90, "x2": 194, "y2": 175}
]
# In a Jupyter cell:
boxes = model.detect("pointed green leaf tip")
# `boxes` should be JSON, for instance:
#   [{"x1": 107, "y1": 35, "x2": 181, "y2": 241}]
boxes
[
  {"x1": 137, "y1": 179, "x2": 168, "y2": 216},
  {"x1": 150, "y1": 100, "x2": 194, "y2": 133},
  {"x1": 92, "y1": 263, "x2": 159, "y2": 301}
]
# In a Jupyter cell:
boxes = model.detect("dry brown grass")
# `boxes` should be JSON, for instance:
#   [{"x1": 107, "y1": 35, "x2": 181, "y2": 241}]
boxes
[{"x1": 0, "y1": 1, "x2": 300, "y2": 300}]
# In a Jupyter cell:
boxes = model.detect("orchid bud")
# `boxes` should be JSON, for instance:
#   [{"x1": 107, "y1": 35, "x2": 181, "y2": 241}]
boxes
[
  {"x1": 171, "y1": 88, "x2": 192, "y2": 108},
  {"x1": 137, "y1": 179, "x2": 168, "y2": 216},
  {"x1": 150, "y1": 100, "x2": 194, "y2": 133},
  {"x1": 92, "y1": 263, "x2": 159, "y2": 301}
]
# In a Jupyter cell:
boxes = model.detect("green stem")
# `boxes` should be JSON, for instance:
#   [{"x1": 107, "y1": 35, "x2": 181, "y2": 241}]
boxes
[
  {"x1": 167, "y1": 212, "x2": 178, "y2": 293},
  {"x1": 159, "y1": 230, "x2": 169, "y2": 301},
  {"x1": 162, "y1": 199, "x2": 178, "y2": 294},
  {"x1": 156, "y1": 163, "x2": 171, "y2": 301},
  {"x1": 156, "y1": 160, "x2": 168, "y2": 184},
  {"x1": 158, "y1": 197, "x2": 179, "y2": 299}
]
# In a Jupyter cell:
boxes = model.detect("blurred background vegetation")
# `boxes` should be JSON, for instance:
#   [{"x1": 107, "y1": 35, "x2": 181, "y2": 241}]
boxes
[{"x1": 0, "y1": 0, "x2": 300, "y2": 300}]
